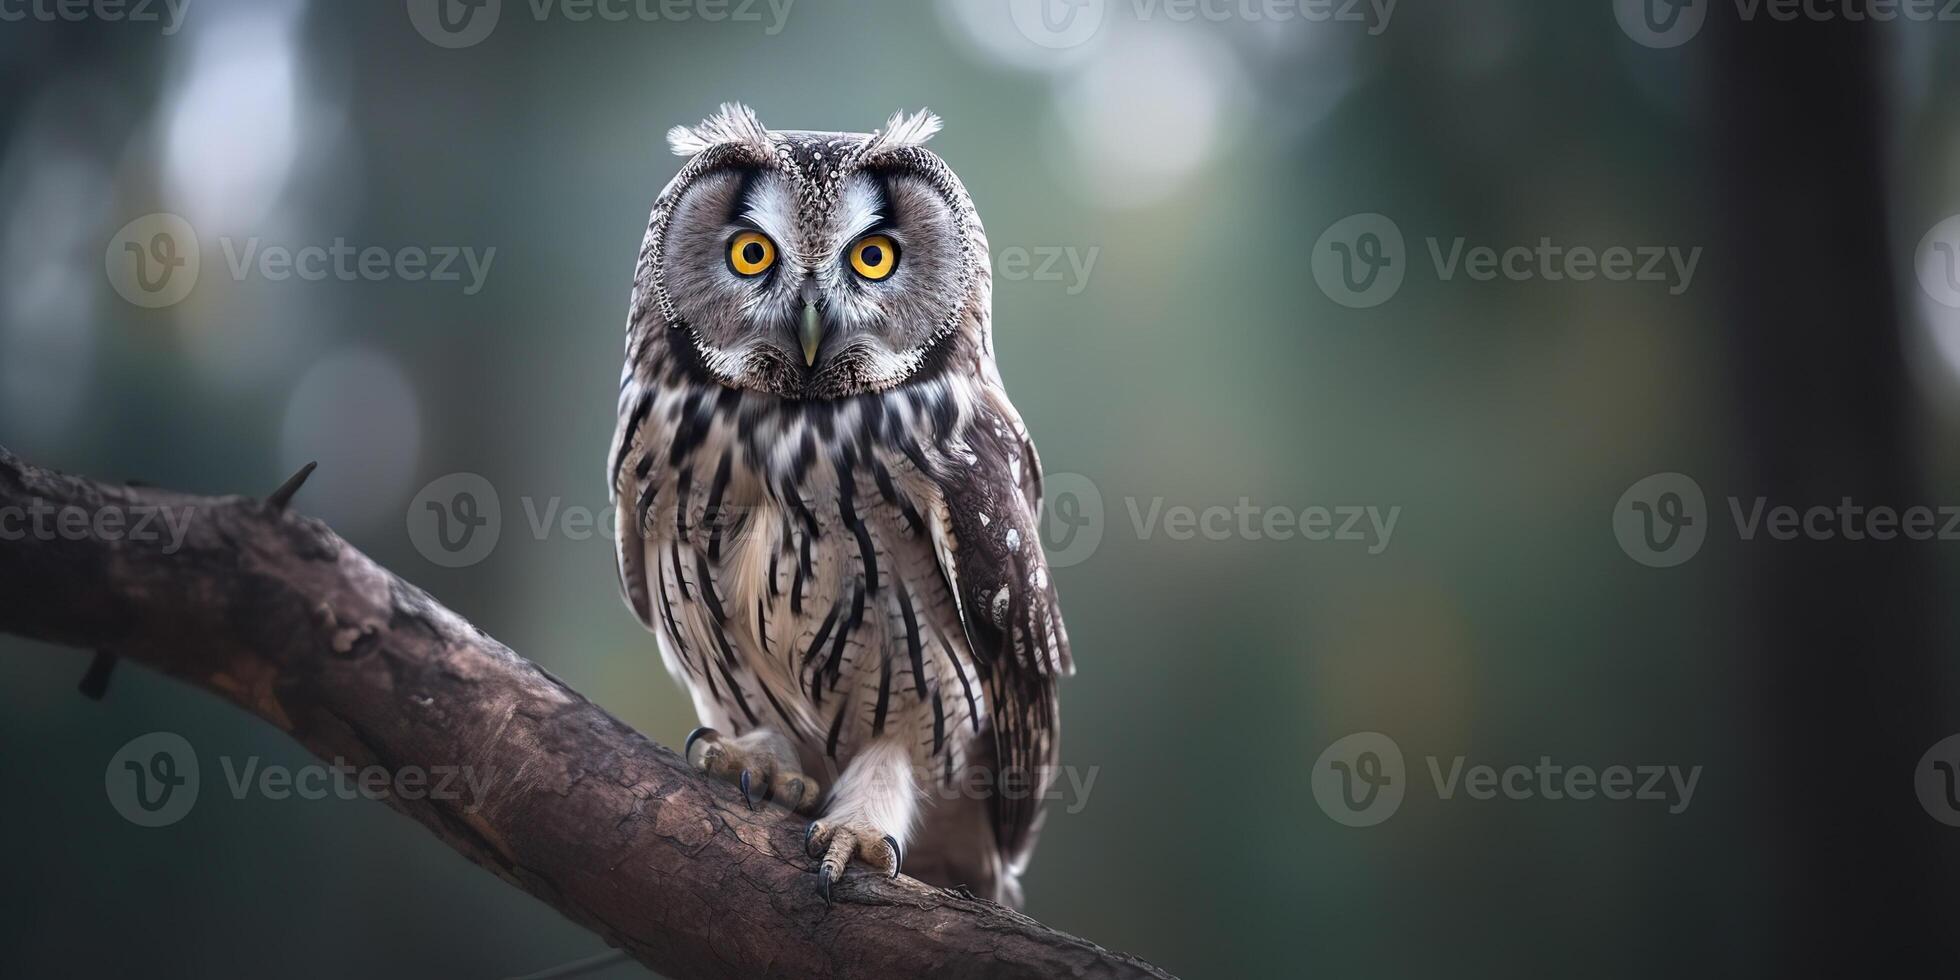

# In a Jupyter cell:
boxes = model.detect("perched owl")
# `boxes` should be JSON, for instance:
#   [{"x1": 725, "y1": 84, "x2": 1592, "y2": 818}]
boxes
[{"x1": 607, "y1": 103, "x2": 1071, "y2": 907}]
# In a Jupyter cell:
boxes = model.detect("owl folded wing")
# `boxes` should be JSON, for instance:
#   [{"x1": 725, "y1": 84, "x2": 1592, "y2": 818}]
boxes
[
  {"x1": 924, "y1": 400, "x2": 1071, "y2": 869},
  {"x1": 928, "y1": 406, "x2": 1073, "y2": 679}
]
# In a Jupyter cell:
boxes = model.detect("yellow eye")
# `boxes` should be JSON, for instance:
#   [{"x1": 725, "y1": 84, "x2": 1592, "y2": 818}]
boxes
[
  {"x1": 849, "y1": 234, "x2": 899, "y2": 281},
  {"x1": 728, "y1": 231, "x2": 776, "y2": 277}
]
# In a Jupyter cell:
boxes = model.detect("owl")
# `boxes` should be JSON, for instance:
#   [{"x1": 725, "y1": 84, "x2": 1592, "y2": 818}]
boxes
[{"x1": 607, "y1": 104, "x2": 1072, "y2": 908}]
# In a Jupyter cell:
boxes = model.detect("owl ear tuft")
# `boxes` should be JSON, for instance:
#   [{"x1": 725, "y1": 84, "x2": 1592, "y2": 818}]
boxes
[
  {"x1": 865, "y1": 108, "x2": 943, "y2": 155},
  {"x1": 667, "y1": 102, "x2": 772, "y2": 157}
]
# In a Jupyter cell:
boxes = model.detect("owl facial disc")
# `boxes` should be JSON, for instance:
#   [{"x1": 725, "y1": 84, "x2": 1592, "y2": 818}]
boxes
[{"x1": 637, "y1": 103, "x2": 988, "y2": 400}]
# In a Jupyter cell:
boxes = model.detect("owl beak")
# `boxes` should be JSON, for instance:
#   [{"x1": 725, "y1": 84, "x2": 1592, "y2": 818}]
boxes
[{"x1": 798, "y1": 298, "x2": 824, "y2": 368}]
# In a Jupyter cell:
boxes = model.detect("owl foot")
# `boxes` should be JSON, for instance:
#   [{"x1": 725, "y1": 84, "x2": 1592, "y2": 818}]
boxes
[
  {"x1": 804, "y1": 819, "x2": 901, "y2": 904},
  {"x1": 683, "y1": 726, "x2": 822, "y2": 814}
]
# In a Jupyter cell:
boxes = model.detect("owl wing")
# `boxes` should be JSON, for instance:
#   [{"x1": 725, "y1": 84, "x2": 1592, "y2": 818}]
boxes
[
  {"x1": 609, "y1": 380, "x2": 660, "y2": 631},
  {"x1": 927, "y1": 394, "x2": 1071, "y2": 870}
]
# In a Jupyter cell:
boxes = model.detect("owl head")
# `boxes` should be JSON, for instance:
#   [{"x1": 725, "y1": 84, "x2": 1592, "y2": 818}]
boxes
[{"x1": 631, "y1": 103, "x2": 991, "y2": 400}]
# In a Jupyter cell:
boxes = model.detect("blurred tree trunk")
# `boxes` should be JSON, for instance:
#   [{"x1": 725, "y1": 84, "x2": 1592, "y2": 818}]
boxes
[{"x1": 1707, "y1": 7, "x2": 1954, "y2": 971}]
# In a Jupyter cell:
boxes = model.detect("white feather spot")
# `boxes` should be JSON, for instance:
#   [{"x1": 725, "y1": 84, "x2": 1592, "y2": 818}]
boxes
[{"x1": 1005, "y1": 528, "x2": 1020, "y2": 551}]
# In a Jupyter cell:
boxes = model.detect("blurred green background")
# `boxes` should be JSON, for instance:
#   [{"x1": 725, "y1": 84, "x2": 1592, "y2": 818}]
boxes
[{"x1": 5, "y1": 1, "x2": 1960, "y2": 977}]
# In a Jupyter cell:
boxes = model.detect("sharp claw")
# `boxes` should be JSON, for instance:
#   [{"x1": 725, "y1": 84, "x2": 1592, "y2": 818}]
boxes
[
  {"x1": 883, "y1": 835, "x2": 902, "y2": 879},
  {"x1": 683, "y1": 726, "x2": 718, "y2": 764},
  {"x1": 805, "y1": 821, "x2": 822, "y2": 857},
  {"x1": 817, "y1": 866, "x2": 833, "y2": 905},
  {"x1": 739, "y1": 770, "x2": 755, "y2": 810}
]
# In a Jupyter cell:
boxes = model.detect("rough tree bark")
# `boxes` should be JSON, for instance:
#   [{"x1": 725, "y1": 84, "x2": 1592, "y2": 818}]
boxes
[{"x1": 0, "y1": 446, "x2": 1173, "y2": 980}]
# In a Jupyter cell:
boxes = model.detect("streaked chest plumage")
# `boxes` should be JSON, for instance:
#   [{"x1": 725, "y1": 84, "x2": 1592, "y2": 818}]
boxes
[{"x1": 616, "y1": 370, "x2": 991, "y2": 779}]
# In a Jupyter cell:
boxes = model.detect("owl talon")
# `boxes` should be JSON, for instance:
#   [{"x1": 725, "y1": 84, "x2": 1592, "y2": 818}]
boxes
[
  {"x1": 804, "y1": 818, "x2": 903, "y2": 899},
  {"x1": 683, "y1": 728, "x2": 820, "y2": 816},
  {"x1": 683, "y1": 726, "x2": 718, "y2": 764}
]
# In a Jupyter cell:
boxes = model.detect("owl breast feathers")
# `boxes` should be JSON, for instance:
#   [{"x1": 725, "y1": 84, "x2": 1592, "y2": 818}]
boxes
[{"x1": 607, "y1": 103, "x2": 1070, "y2": 906}]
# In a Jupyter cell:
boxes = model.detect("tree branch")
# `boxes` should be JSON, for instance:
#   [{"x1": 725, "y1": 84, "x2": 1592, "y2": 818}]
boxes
[{"x1": 0, "y1": 446, "x2": 1173, "y2": 980}]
